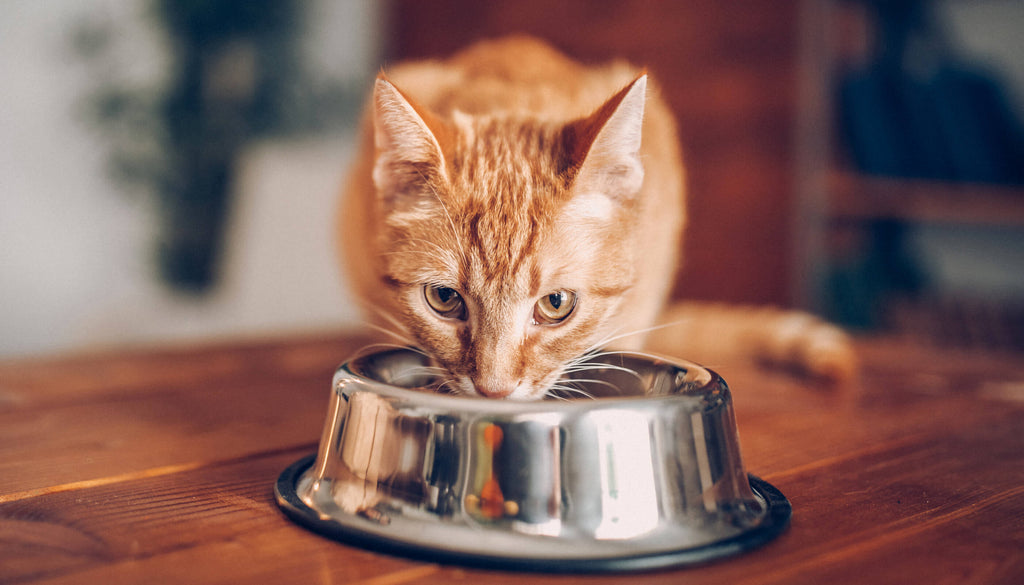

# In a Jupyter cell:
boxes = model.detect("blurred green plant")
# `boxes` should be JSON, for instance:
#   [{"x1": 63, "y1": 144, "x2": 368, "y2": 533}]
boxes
[{"x1": 76, "y1": 0, "x2": 355, "y2": 292}]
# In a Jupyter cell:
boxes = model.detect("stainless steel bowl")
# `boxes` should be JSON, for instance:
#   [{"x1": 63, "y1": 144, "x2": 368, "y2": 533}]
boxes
[{"x1": 275, "y1": 348, "x2": 790, "y2": 572}]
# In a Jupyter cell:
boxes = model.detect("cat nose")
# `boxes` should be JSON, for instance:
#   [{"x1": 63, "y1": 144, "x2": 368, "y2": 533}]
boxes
[{"x1": 475, "y1": 383, "x2": 515, "y2": 399}]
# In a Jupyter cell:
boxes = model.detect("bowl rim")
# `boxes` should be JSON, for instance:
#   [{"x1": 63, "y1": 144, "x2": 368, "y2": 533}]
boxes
[{"x1": 334, "y1": 347, "x2": 727, "y2": 415}]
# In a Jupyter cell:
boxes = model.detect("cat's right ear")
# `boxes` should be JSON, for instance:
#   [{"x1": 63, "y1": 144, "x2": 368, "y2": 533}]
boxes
[
  {"x1": 563, "y1": 74, "x2": 647, "y2": 203},
  {"x1": 372, "y1": 75, "x2": 451, "y2": 198}
]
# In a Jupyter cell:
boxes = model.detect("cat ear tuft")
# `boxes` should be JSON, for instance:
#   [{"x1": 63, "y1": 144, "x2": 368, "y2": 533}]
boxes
[
  {"x1": 566, "y1": 74, "x2": 647, "y2": 201},
  {"x1": 372, "y1": 75, "x2": 450, "y2": 197}
]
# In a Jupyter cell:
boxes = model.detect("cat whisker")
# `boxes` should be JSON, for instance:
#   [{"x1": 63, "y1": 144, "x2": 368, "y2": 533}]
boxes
[
  {"x1": 349, "y1": 341, "x2": 413, "y2": 359},
  {"x1": 556, "y1": 377, "x2": 624, "y2": 392},
  {"x1": 545, "y1": 383, "x2": 596, "y2": 401},
  {"x1": 544, "y1": 387, "x2": 573, "y2": 400},
  {"x1": 544, "y1": 394, "x2": 571, "y2": 402},
  {"x1": 431, "y1": 378, "x2": 461, "y2": 396},
  {"x1": 585, "y1": 348, "x2": 670, "y2": 364},
  {"x1": 360, "y1": 322, "x2": 415, "y2": 347},
  {"x1": 368, "y1": 306, "x2": 414, "y2": 336},
  {"x1": 586, "y1": 318, "x2": 693, "y2": 352},
  {"x1": 353, "y1": 298, "x2": 406, "y2": 330},
  {"x1": 388, "y1": 365, "x2": 447, "y2": 386},
  {"x1": 573, "y1": 347, "x2": 659, "y2": 365},
  {"x1": 561, "y1": 359, "x2": 645, "y2": 380},
  {"x1": 387, "y1": 362, "x2": 447, "y2": 374},
  {"x1": 355, "y1": 303, "x2": 418, "y2": 348}
]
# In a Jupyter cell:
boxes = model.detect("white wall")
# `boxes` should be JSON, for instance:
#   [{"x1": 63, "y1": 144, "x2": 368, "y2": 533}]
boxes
[
  {"x1": 1, "y1": 0, "x2": 378, "y2": 357},
  {"x1": 940, "y1": 0, "x2": 1024, "y2": 113}
]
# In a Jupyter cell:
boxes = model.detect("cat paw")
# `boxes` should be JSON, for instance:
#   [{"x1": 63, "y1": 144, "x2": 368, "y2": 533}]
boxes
[{"x1": 798, "y1": 324, "x2": 858, "y2": 383}]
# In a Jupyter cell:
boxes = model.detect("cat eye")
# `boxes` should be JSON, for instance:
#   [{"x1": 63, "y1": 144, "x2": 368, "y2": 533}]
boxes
[
  {"x1": 534, "y1": 290, "x2": 577, "y2": 325},
  {"x1": 424, "y1": 285, "x2": 467, "y2": 320}
]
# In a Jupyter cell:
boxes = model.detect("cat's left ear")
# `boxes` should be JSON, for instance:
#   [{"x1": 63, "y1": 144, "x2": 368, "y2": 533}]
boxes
[
  {"x1": 371, "y1": 74, "x2": 451, "y2": 200},
  {"x1": 565, "y1": 74, "x2": 647, "y2": 202}
]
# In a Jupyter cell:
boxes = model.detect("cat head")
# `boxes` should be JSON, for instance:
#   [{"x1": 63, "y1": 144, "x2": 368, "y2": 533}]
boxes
[{"x1": 369, "y1": 73, "x2": 648, "y2": 399}]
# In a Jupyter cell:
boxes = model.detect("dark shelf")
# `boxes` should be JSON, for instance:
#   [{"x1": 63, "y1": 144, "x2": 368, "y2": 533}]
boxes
[{"x1": 828, "y1": 171, "x2": 1024, "y2": 227}]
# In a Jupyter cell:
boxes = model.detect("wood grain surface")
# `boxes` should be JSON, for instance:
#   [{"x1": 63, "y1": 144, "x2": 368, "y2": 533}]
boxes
[{"x1": 2, "y1": 333, "x2": 1023, "y2": 584}]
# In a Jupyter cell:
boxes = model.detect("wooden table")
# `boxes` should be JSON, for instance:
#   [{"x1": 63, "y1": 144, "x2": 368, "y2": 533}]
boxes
[{"x1": 2, "y1": 332, "x2": 1023, "y2": 584}]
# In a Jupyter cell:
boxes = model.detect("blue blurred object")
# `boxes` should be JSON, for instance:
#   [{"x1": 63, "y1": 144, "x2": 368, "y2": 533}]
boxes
[{"x1": 838, "y1": 0, "x2": 1024, "y2": 185}]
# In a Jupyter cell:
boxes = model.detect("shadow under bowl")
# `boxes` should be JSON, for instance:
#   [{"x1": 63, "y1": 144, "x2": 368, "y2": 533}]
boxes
[{"x1": 275, "y1": 348, "x2": 790, "y2": 573}]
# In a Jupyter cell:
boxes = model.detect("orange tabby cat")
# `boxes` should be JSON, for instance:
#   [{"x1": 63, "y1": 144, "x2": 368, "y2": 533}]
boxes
[{"x1": 339, "y1": 36, "x2": 854, "y2": 399}]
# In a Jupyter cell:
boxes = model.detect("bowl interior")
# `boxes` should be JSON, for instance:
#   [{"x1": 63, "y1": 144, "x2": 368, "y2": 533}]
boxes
[{"x1": 345, "y1": 347, "x2": 719, "y2": 403}]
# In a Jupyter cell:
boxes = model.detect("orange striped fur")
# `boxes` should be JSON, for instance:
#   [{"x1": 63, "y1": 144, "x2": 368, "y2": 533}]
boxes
[{"x1": 338, "y1": 37, "x2": 854, "y2": 399}]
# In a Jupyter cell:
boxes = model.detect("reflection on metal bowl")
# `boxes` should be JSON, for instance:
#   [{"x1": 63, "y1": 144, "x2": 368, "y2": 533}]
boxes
[{"x1": 275, "y1": 348, "x2": 790, "y2": 573}]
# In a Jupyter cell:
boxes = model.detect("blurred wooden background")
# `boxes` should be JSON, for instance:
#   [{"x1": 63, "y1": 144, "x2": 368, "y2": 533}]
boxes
[{"x1": 386, "y1": 0, "x2": 801, "y2": 307}]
